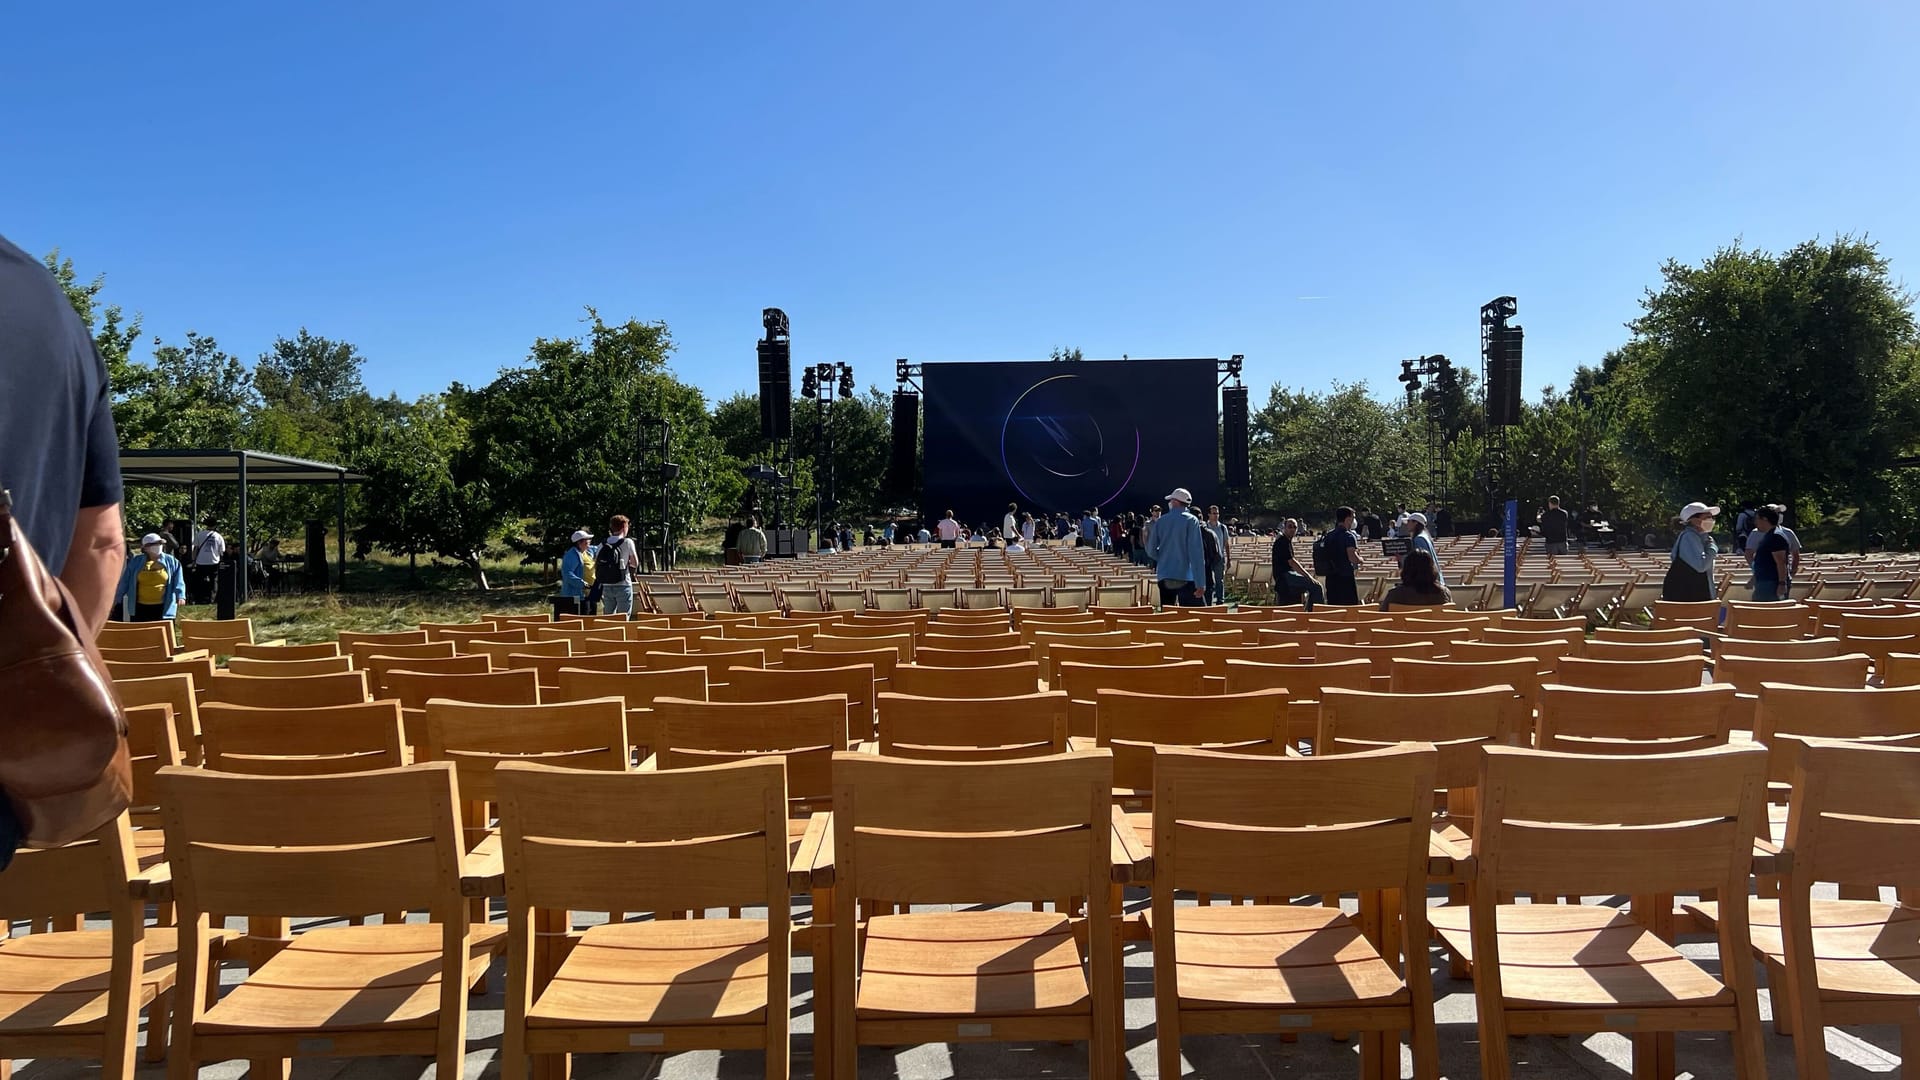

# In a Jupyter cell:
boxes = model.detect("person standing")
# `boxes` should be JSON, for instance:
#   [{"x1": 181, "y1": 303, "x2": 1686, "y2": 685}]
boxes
[
  {"x1": 737, "y1": 516, "x2": 769, "y2": 563},
  {"x1": 1002, "y1": 502, "x2": 1019, "y2": 543},
  {"x1": 1077, "y1": 509, "x2": 1099, "y2": 548},
  {"x1": 1145, "y1": 487, "x2": 1205, "y2": 607},
  {"x1": 596, "y1": 514, "x2": 640, "y2": 615},
  {"x1": 1271, "y1": 518, "x2": 1324, "y2": 608},
  {"x1": 113, "y1": 533, "x2": 185, "y2": 622},
  {"x1": 1538, "y1": 495, "x2": 1572, "y2": 556},
  {"x1": 188, "y1": 515, "x2": 226, "y2": 605},
  {"x1": 936, "y1": 510, "x2": 961, "y2": 548},
  {"x1": 1321, "y1": 506, "x2": 1364, "y2": 606},
  {"x1": 1769, "y1": 504, "x2": 1803, "y2": 594},
  {"x1": 1138, "y1": 505, "x2": 1160, "y2": 566},
  {"x1": 1661, "y1": 502, "x2": 1719, "y2": 602},
  {"x1": 1403, "y1": 512, "x2": 1444, "y2": 584},
  {"x1": 1203, "y1": 505, "x2": 1230, "y2": 604},
  {"x1": 1749, "y1": 506, "x2": 1791, "y2": 602},
  {"x1": 1020, "y1": 512, "x2": 1036, "y2": 545},
  {"x1": 559, "y1": 529, "x2": 594, "y2": 611},
  {"x1": 1109, "y1": 513, "x2": 1131, "y2": 562}
]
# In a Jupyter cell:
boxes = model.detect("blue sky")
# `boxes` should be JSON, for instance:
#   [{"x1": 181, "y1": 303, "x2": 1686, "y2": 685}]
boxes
[{"x1": 5, "y1": 2, "x2": 1916, "y2": 407}]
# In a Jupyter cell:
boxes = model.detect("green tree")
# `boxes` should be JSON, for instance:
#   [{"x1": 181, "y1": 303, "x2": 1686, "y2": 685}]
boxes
[
  {"x1": 1613, "y1": 237, "x2": 1920, "y2": 512},
  {"x1": 792, "y1": 386, "x2": 892, "y2": 525},
  {"x1": 341, "y1": 394, "x2": 508, "y2": 588},
  {"x1": 1249, "y1": 381, "x2": 1424, "y2": 521},
  {"x1": 42, "y1": 250, "x2": 143, "y2": 394}
]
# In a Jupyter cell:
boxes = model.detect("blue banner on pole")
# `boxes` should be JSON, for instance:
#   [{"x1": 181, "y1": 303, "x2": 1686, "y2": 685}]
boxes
[{"x1": 1502, "y1": 499, "x2": 1519, "y2": 610}]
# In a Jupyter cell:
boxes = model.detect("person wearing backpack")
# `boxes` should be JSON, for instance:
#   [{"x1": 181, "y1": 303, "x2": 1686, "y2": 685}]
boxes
[
  {"x1": 1316, "y1": 506, "x2": 1364, "y2": 605},
  {"x1": 596, "y1": 514, "x2": 640, "y2": 615}
]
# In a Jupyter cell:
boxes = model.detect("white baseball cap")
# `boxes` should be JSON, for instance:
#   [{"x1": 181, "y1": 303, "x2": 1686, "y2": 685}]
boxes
[
  {"x1": 140, "y1": 533, "x2": 164, "y2": 547},
  {"x1": 1678, "y1": 501, "x2": 1720, "y2": 521},
  {"x1": 570, "y1": 529, "x2": 592, "y2": 543},
  {"x1": 1164, "y1": 488, "x2": 1193, "y2": 503},
  {"x1": 1406, "y1": 512, "x2": 1428, "y2": 526}
]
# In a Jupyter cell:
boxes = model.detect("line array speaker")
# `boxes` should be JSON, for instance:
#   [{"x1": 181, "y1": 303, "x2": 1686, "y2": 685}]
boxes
[
  {"x1": 1221, "y1": 384, "x2": 1250, "y2": 489},
  {"x1": 887, "y1": 390, "x2": 920, "y2": 500},
  {"x1": 1485, "y1": 325, "x2": 1524, "y2": 427},
  {"x1": 757, "y1": 339, "x2": 791, "y2": 439}
]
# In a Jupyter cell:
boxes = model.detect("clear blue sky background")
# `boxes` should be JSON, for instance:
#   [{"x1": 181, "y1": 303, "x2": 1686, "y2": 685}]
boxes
[{"x1": 5, "y1": 2, "x2": 1916, "y2": 406}]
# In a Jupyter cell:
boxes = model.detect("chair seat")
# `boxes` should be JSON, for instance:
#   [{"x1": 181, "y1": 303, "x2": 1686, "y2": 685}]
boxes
[
  {"x1": 1144, "y1": 903, "x2": 1406, "y2": 1008},
  {"x1": 1684, "y1": 899, "x2": 1920, "y2": 999},
  {"x1": 530, "y1": 920, "x2": 770, "y2": 1027},
  {"x1": 1429, "y1": 904, "x2": 1732, "y2": 1008},
  {"x1": 0, "y1": 926, "x2": 234, "y2": 1033},
  {"x1": 856, "y1": 910, "x2": 1090, "y2": 1019},
  {"x1": 200, "y1": 923, "x2": 506, "y2": 1034}
]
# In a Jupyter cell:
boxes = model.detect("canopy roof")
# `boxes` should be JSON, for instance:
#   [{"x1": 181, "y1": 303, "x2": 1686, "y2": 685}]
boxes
[{"x1": 119, "y1": 449, "x2": 364, "y2": 487}]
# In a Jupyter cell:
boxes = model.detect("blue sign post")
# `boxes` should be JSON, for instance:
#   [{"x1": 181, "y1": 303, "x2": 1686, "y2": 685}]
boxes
[{"x1": 1502, "y1": 498, "x2": 1519, "y2": 610}]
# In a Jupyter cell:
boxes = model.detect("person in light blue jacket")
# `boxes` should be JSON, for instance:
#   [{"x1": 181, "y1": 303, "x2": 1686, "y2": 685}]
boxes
[
  {"x1": 559, "y1": 529, "x2": 594, "y2": 605},
  {"x1": 113, "y1": 532, "x2": 185, "y2": 621},
  {"x1": 1145, "y1": 487, "x2": 1207, "y2": 607},
  {"x1": 1403, "y1": 512, "x2": 1444, "y2": 585}
]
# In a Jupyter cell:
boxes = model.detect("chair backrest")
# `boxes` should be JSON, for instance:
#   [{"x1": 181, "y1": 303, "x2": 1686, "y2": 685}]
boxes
[
  {"x1": 652, "y1": 695, "x2": 849, "y2": 806},
  {"x1": 1447, "y1": 640, "x2": 1574, "y2": 670},
  {"x1": 470, "y1": 638, "x2": 569, "y2": 668},
  {"x1": 224, "y1": 654, "x2": 355, "y2": 678},
  {"x1": 1782, "y1": 739, "x2": 1920, "y2": 891},
  {"x1": 831, "y1": 750, "x2": 1112, "y2": 906},
  {"x1": 97, "y1": 621, "x2": 174, "y2": 653},
  {"x1": 815, "y1": 632, "x2": 912, "y2": 662},
  {"x1": 728, "y1": 621, "x2": 820, "y2": 644},
  {"x1": 1370, "y1": 626, "x2": 1473, "y2": 649},
  {"x1": 424, "y1": 698, "x2": 630, "y2": 802},
  {"x1": 441, "y1": 627, "x2": 535, "y2": 652},
  {"x1": 711, "y1": 664, "x2": 876, "y2": 741},
  {"x1": 1319, "y1": 686, "x2": 1523, "y2": 789},
  {"x1": 200, "y1": 700, "x2": 409, "y2": 774},
  {"x1": 693, "y1": 634, "x2": 799, "y2": 658},
  {"x1": 1095, "y1": 688, "x2": 1290, "y2": 790},
  {"x1": 158, "y1": 763, "x2": 464, "y2": 921},
  {"x1": 1045, "y1": 642, "x2": 1168, "y2": 684},
  {"x1": 201, "y1": 669, "x2": 370, "y2": 709},
  {"x1": 1653, "y1": 599, "x2": 1723, "y2": 630},
  {"x1": 99, "y1": 641, "x2": 177, "y2": 663},
  {"x1": 367, "y1": 652, "x2": 492, "y2": 696},
  {"x1": 229, "y1": 641, "x2": 341, "y2": 661},
  {"x1": 920, "y1": 630, "x2": 1024, "y2": 650},
  {"x1": 105, "y1": 653, "x2": 216, "y2": 685},
  {"x1": 177, "y1": 617, "x2": 256, "y2": 652},
  {"x1": 1389, "y1": 657, "x2": 1544, "y2": 709},
  {"x1": 890, "y1": 661, "x2": 1041, "y2": 700},
  {"x1": 1471, "y1": 744, "x2": 1767, "y2": 898},
  {"x1": 1581, "y1": 639, "x2": 1706, "y2": 662},
  {"x1": 386, "y1": 668, "x2": 542, "y2": 713},
  {"x1": 1315, "y1": 640, "x2": 1445, "y2": 676},
  {"x1": 346, "y1": 638, "x2": 456, "y2": 670},
  {"x1": 1153, "y1": 743, "x2": 1436, "y2": 901},
  {"x1": 1057, "y1": 659, "x2": 1206, "y2": 704},
  {"x1": 527, "y1": 626, "x2": 620, "y2": 647},
  {"x1": 875, "y1": 691, "x2": 1071, "y2": 760},
  {"x1": 913, "y1": 645, "x2": 1034, "y2": 669},
  {"x1": 504, "y1": 650, "x2": 628, "y2": 688},
  {"x1": 338, "y1": 628, "x2": 431, "y2": 649},
  {"x1": 1713, "y1": 653, "x2": 1870, "y2": 696},
  {"x1": 0, "y1": 814, "x2": 140, "y2": 952},
  {"x1": 1592, "y1": 626, "x2": 1701, "y2": 644},
  {"x1": 1724, "y1": 603, "x2": 1811, "y2": 635},
  {"x1": 113, "y1": 672, "x2": 203, "y2": 766},
  {"x1": 1479, "y1": 626, "x2": 1586, "y2": 655},
  {"x1": 642, "y1": 648, "x2": 764, "y2": 686},
  {"x1": 124, "y1": 703, "x2": 182, "y2": 810},
  {"x1": 1220, "y1": 657, "x2": 1375, "y2": 697},
  {"x1": 781, "y1": 646, "x2": 899, "y2": 682},
  {"x1": 1535, "y1": 684, "x2": 1736, "y2": 755},
  {"x1": 1753, "y1": 683, "x2": 1920, "y2": 783},
  {"x1": 1553, "y1": 655, "x2": 1706, "y2": 691},
  {"x1": 497, "y1": 756, "x2": 790, "y2": 919},
  {"x1": 1174, "y1": 642, "x2": 1301, "y2": 679},
  {"x1": 1883, "y1": 652, "x2": 1920, "y2": 688}
]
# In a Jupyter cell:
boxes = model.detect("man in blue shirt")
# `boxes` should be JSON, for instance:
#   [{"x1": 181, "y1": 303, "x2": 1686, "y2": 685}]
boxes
[
  {"x1": 1749, "y1": 506, "x2": 1791, "y2": 602},
  {"x1": 1324, "y1": 506, "x2": 1363, "y2": 606},
  {"x1": 1078, "y1": 509, "x2": 1099, "y2": 548},
  {"x1": 1145, "y1": 487, "x2": 1206, "y2": 607}
]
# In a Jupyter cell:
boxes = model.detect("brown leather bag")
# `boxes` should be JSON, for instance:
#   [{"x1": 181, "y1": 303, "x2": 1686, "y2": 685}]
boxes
[{"x1": 0, "y1": 488, "x2": 132, "y2": 847}]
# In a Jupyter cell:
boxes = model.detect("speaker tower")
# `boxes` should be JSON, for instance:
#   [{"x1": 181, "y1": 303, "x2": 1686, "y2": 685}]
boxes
[
  {"x1": 1221, "y1": 384, "x2": 1250, "y2": 489},
  {"x1": 757, "y1": 308, "x2": 791, "y2": 440},
  {"x1": 887, "y1": 390, "x2": 920, "y2": 501}
]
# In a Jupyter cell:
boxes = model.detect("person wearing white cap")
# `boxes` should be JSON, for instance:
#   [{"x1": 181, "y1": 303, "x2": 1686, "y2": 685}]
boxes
[
  {"x1": 1403, "y1": 511, "x2": 1445, "y2": 585},
  {"x1": 112, "y1": 532, "x2": 185, "y2": 622},
  {"x1": 1144, "y1": 487, "x2": 1206, "y2": 607},
  {"x1": 560, "y1": 529, "x2": 595, "y2": 610},
  {"x1": 1661, "y1": 501, "x2": 1720, "y2": 602}
]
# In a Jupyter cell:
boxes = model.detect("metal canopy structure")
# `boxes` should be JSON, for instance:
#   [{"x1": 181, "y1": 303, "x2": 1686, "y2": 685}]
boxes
[{"x1": 119, "y1": 449, "x2": 365, "y2": 600}]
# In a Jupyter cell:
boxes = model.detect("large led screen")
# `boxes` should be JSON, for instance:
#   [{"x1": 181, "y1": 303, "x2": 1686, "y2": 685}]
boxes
[{"x1": 920, "y1": 359, "x2": 1218, "y2": 528}]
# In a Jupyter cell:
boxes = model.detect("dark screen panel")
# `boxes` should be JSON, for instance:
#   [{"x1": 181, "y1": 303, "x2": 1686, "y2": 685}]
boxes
[{"x1": 921, "y1": 359, "x2": 1218, "y2": 529}]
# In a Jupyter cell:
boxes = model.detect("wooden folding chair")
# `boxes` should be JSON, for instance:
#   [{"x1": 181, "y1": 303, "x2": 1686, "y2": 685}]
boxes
[
  {"x1": 1316, "y1": 640, "x2": 1445, "y2": 678},
  {"x1": 711, "y1": 664, "x2": 876, "y2": 743},
  {"x1": 1553, "y1": 654, "x2": 1707, "y2": 691},
  {"x1": 470, "y1": 639, "x2": 569, "y2": 669},
  {"x1": 1148, "y1": 744, "x2": 1440, "y2": 1079},
  {"x1": 823, "y1": 751, "x2": 1121, "y2": 1080},
  {"x1": 651, "y1": 696, "x2": 848, "y2": 810},
  {"x1": 158, "y1": 763, "x2": 494, "y2": 1080},
  {"x1": 1591, "y1": 625, "x2": 1701, "y2": 644},
  {"x1": 100, "y1": 642, "x2": 177, "y2": 663},
  {"x1": 495, "y1": 759, "x2": 792, "y2": 1080},
  {"x1": 1712, "y1": 654, "x2": 1871, "y2": 730},
  {"x1": 200, "y1": 669, "x2": 370, "y2": 709},
  {"x1": 104, "y1": 653, "x2": 215, "y2": 685},
  {"x1": 227, "y1": 641, "x2": 340, "y2": 661},
  {"x1": 503, "y1": 651, "x2": 627, "y2": 691},
  {"x1": 1684, "y1": 739, "x2": 1920, "y2": 1079},
  {"x1": 0, "y1": 813, "x2": 175, "y2": 1080},
  {"x1": 874, "y1": 690, "x2": 1071, "y2": 760},
  {"x1": 548, "y1": 665, "x2": 708, "y2": 754},
  {"x1": 199, "y1": 701, "x2": 409, "y2": 774},
  {"x1": 1430, "y1": 745, "x2": 1770, "y2": 1080},
  {"x1": 1219, "y1": 657, "x2": 1376, "y2": 749},
  {"x1": 223, "y1": 654, "x2": 354, "y2": 678},
  {"x1": 347, "y1": 638, "x2": 455, "y2": 672},
  {"x1": 1652, "y1": 599, "x2": 1723, "y2": 632},
  {"x1": 1057, "y1": 659, "x2": 1206, "y2": 737},
  {"x1": 178, "y1": 617, "x2": 280, "y2": 655},
  {"x1": 98, "y1": 621, "x2": 175, "y2": 654},
  {"x1": 890, "y1": 661, "x2": 1041, "y2": 700},
  {"x1": 1534, "y1": 684, "x2": 1736, "y2": 754},
  {"x1": 782, "y1": 646, "x2": 898, "y2": 686},
  {"x1": 114, "y1": 672, "x2": 204, "y2": 766},
  {"x1": 337, "y1": 629, "x2": 430, "y2": 650},
  {"x1": 366, "y1": 652, "x2": 491, "y2": 697},
  {"x1": 1389, "y1": 657, "x2": 1545, "y2": 715}
]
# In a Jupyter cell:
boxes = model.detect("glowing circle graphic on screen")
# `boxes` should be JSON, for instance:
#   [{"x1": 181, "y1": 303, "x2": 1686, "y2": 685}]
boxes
[{"x1": 998, "y1": 374, "x2": 1141, "y2": 510}]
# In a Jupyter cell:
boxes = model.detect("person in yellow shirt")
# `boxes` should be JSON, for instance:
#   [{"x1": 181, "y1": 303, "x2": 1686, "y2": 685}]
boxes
[{"x1": 113, "y1": 532, "x2": 185, "y2": 621}]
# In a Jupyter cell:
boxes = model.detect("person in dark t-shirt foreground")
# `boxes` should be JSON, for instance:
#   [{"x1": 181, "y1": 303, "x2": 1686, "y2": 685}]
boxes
[
  {"x1": 1538, "y1": 495, "x2": 1571, "y2": 555},
  {"x1": 1749, "y1": 506, "x2": 1790, "y2": 602}
]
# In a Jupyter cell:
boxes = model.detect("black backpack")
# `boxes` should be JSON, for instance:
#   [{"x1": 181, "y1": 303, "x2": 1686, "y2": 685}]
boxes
[
  {"x1": 1311, "y1": 531, "x2": 1341, "y2": 577},
  {"x1": 594, "y1": 536, "x2": 628, "y2": 583}
]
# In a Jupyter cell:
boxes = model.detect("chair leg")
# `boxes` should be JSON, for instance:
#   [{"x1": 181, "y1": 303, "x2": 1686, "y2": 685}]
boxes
[
  {"x1": 248, "y1": 1059, "x2": 290, "y2": 1080},
  {"x1": 143, "y1": 987, "x2": 173, "y2": 1063}
]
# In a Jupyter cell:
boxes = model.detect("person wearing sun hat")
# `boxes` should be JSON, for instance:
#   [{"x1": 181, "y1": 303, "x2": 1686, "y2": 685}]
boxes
[
  {"x1": 113, "y1": 532, "x2": 185, "y2": 621},
  {"x1": 559, "y1": 529, "x2": 595, "y2": 609},
  {"x1": 1661, "y1": 501, "x2": 1720, "y2": 602},
  {"x1": 1144, "y1": 487, "x2": 1206, "y2": 607}
]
